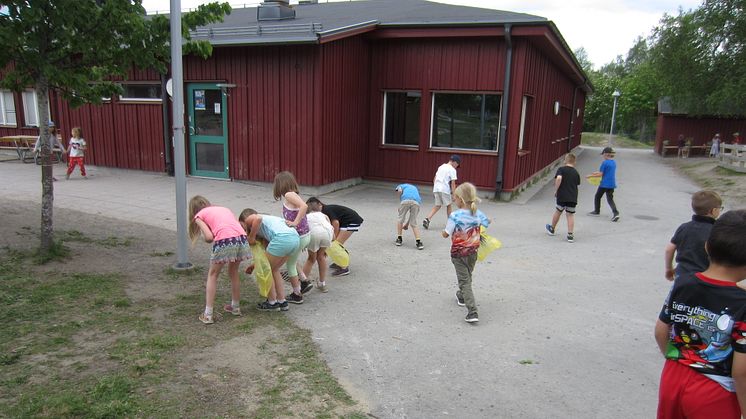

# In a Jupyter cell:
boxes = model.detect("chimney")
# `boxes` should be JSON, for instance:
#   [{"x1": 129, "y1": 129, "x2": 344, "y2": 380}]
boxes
[{"x1": 257, "y1": 0, "x2": 296, "y2": 21}]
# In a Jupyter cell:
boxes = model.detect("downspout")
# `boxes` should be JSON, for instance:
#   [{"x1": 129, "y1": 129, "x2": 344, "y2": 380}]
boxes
[
  {"x1": 567, "y1": 84, "x2": 579, "y2": 153},
  {"x1": 495, "y1": 24, "x2": 512, "y2": 199}
]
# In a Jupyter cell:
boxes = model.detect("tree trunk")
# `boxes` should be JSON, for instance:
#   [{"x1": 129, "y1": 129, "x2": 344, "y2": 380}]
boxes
[{"x1": 36, "y1": 79, "x2": 55, "y2": 253}]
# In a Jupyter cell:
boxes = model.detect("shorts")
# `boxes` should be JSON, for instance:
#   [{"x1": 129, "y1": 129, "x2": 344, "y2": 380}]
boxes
[
  {"x1": 434, "y1": 192, "x2": 452, "y2": 206},
  {"x1": 340, "y1": 222, "x2": 362, "y2": 232},
  {"x1": 308, "y1": 225, "x2": 333, "y2": 252},
  {"x1": 658, "y1": 359, "x2": 740, "y2": 419},
  {"x1": 398, "y1": 200, "x2": 420, "y2": 225},
  {"x1": 266, "y1": 232, "x2": 300, "y2": 258},
  {"x1": 555, "y1": 202, "x2": 577, "y2": 214},
  {"x1": 211, "y1": 235, "x2": 251, "y2": 264}
]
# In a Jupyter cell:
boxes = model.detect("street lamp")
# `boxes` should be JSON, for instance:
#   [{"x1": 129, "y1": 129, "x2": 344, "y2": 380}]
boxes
[{"x1": 609, "y1": 90, "x2": 621, "y2": 146}]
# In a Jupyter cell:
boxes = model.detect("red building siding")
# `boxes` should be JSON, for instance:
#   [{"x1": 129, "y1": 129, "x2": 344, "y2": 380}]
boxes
[
  {"x1": 655, "y1": 114, "x2": 746, "y2": 154},
  {"x1": 365, "y1": 37, "x2": 505, "y2": 189}
]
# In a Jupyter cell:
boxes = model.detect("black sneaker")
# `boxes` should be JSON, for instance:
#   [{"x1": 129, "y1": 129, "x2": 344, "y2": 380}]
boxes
[
  {"x1": 545, "y1": 224, "x2": 555, "y2": 236},
  {"x1": 567, "y1": 233, "x2": 574, "y2": 243},
  {"x1": 456, "y1": 292, "x2": 465, "y2": 307},
  {"x1": 422, "y1": 218, "x2": 430, "y2": 229},
  {"x1": 287, "y1": 292, "x2": 304, "y2": 304},
  {"x1": 300, "y1": 280, "x2": 314, "y2": 294},
  {"x1": 588, "y1": 211, "x2": 600, "y2": 217},
  {"x1": 278, "y1": 301, "x2": 289, "y2": 311},
  {"x1": 465, "y1": 312, "x2": 479, "y2": 323},
  {"x1": 329, "y1": 263, "x2": 341, "y2": 270},
  {"x1": 332, "y1": 267, "x2": 350, "y2": 277},
  {"x1": 611, "y1": 214, "x2": 620, "y2": 222},
  {"x1": 416, "y1": 240, "x2": 424, "y2": 250},
  {"x1": 395, "y1": 236, "x2": 403, "y2": 246},
  {"x1": 257, "y1": 300, "x2": 280, "y2": 311}
]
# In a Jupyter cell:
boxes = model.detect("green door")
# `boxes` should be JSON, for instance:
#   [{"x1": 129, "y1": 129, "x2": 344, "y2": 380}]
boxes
[{"x1": 187, "y1": 83, "x2": 229, "y2": 178}]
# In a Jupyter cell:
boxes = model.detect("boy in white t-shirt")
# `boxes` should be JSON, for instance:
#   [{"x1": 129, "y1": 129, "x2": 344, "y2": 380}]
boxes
[{"x1": 422, "y1": 154, "x2": 460, "y2": 229}]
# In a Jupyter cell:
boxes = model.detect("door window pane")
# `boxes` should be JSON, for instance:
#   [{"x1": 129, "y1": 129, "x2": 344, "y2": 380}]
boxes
[
  {"x1": 383, "y1": 91, "x2": 420, "y2": 146},
  {"x1": 432, "y1": 93, "x2": 501, "y2": 151},
  {"x1": 0, "y1": 90, "x2": 16, "y2": 126},
  {"x1": 193, "y1": 89, "x2": 223, "y2": 136},
  {"x1": 195, "y1": 142, "x2": 225, "y2": 172}
]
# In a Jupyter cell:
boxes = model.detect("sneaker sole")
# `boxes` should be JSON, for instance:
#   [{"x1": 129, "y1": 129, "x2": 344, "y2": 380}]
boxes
[
  {"x1": 611, "y1": 216, "x2": 620, "y2": 222},
  {"x1": 332, "y1": 269, "x2": 350, "y2": 276},
  {"x1": 279, "y1": 304, "x2": 289, "y2": 312},
  {"x1": 588, "y1": 213, "x2": 600, "y2": 217},
  {"x1": 456, "y1": 294, "x2": 465, "y2": 307},
  {"x1": 300, "y1": 284, "x2": 314, "y2": 294},
  {"x1": 395, "y1": 242, "x2": 402, "y2": 246},
  {"x1": 464, "y1": 317, "x2": 479, "y2": 323},
  {"x1": 417, "y1": 246, "x2": 424, "y2": 250},
  {"x1": 288, "y1": 300, "x2": 304, "y2": 305},
  {"x1": 257, "y1": 305, "x2": 280, "y2": 312}
]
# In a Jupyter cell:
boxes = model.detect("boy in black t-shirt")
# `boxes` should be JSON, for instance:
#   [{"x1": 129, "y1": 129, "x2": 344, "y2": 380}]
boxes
[
  {"x1": 545, "y1": 153, "x2": 581, "y2": 242},
  {"x1": 307, "y1": 197, "x2": 364, "y2": 276},
  {"x1": 663, "y1": 190, "x2": 722, "y2": 282},
  {"x1": 655, "y1": 210, "x2": 746, "y2": 419}
]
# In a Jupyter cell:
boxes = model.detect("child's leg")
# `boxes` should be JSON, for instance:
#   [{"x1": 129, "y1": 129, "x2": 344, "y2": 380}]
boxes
[
  {"x1": 551, "y1": 208, "x2": 562, "y2": 229},
  {"x1": 66, "y1": 157, "x2": 76, "y2": 176},
  {"x1": 336, "y1": 230, "x2": 353, "y2": 245},
  {"x1": 566, "y1": 212, "x2": 575, "y2": 233},
  {"x1": 411, "y1": 225, "x2": 421, "y2": 240},
  {"x1": 266, "y1": 253, "x2": 288, "y2": 302},
  {"x1": 205, "y1": 262, "x2": 224, "y2": 312},
  {"x1": 452, "y1": 254, "x2": 478, "y2": 314},
  {"x1": 227, "y1": 261, "x2": 241, "y2": 305},
  {"x1": 317, "y1": 249, "x2": 328, "y2": 282},
  {"x1": 79, "y1": 158, "x2": 86, "y2": 176},
  {"x1": 396, "y1": 221, "x2": 404, "y2": 236},
  {"x1": 303, "y1": 250, "x2": 317, "y2": 279},
  {"x1": 425, "y1": 204, "x2": 441, "y2": 221}
]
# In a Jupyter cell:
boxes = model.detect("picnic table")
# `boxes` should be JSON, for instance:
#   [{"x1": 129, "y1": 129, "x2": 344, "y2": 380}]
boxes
[{"x1": 0, "y1": 135, "x2": 64, "y2": 163}]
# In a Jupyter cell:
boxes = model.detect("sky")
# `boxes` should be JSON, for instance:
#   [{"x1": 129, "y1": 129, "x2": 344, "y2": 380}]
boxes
[{"x1": 141, "y1": 0, "x2": 703, "y2": 68}]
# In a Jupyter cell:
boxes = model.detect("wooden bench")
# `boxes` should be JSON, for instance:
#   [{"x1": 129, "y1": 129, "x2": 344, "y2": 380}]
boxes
[
  {"x1": 0, "y1": 135, "x2": 64, "y2": 163},
  {"x1": 719, "y1": 144, "x2": 746, "y2": 173}
]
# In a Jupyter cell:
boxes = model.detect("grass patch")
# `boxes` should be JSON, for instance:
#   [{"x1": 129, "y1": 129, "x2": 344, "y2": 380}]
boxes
[
  {"x1": 581, "y1": 132, "x2": 653, "y2": 149},
  {"x1": 149, "y1": 250, "x2": 174, "y2": 257}
]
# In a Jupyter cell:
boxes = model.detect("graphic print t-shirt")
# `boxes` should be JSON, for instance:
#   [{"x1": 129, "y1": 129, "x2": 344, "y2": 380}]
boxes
[
  {"x1": 659, "y1": 272, "x2": 746, "y2": 391},
  {"x1": 555, "y1": 166, "x2": 580, "y2": 204},
  {"x1": 69, "y1": 137, "x2": 86, "y2": 158},
  {"x1": 444, "y1": 209, "x2": 490, "y2": 258}
]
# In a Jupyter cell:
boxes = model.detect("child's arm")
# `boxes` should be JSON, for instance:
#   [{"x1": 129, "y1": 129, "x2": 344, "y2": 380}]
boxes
[
  {"x1": 331, "y1": 219, "x2": 340, "y2": 240},
  {"x1": 587, "y1": 171, "x2": 602, "y2": 178},
  {"x1": 554, "y1": 175, "x2": 562, "y2": 196},
  {"x1": 284, "y1": 192, "x2": 307, "y2": 227},
  {"x1": 663, "y1": 242, "x2": 677, "y2": 281},
  {"x1": 654, "y1": 319, "x2": 671, "y2": 356},
  {"x1": 449, "y1": 179, "x2": 457, "y2": 193},
  {"x1": 247, "y1": 215, "x2": 262, "y2": 245},
  {"x1": 194, "y1": 218, "x2": 214, "y2": 243},
  {"x1": 732, "y1": 352, "x2": 746, "y2": 412}
]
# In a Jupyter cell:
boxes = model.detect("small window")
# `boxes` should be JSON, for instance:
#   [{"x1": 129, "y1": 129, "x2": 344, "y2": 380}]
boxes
[
  {"x1": 518, "y1": 95, "x2": 532, "y2": 150},
  {"x1": 382, "y1": 91, "x2": 421, "y2": 146},
  {"x1": 0, "y1": 90, "x2": 16, "y2": 126},
  {"x1": 119, "y1": 84, "x2": 162, "y2": 102},
  {"x1": 431, "y1": 92, "x2": 500, "y2": 151},
  {"x1": 22, "y1": 89, "x2": 39, "y2": 127}
]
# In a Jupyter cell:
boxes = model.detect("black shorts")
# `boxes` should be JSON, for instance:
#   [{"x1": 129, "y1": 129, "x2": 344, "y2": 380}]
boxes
[{"x1": 555, "y1": 202, "x2": 577, "y2": 213}]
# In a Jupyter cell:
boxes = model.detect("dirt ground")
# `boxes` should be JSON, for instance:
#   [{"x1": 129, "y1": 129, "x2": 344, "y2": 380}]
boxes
[
  {"x1": 663, "y1": 156, "x2": 746, "y2": 209},
  {"x1": 0, "y1": 199, "x2": 366, "y2": 418}
]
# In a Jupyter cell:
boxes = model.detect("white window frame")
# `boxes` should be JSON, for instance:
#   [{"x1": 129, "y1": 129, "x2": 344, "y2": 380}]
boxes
[
  {"x1": 22, "y1": 89, "x2": 39, "y2": 127},
  {"x1": 429, "y1": 91, "x2": 501, "y2": 152},
  {"x1": 118, "y1": 83, "x2": 163, "y2": 103},
  {"x1": 381, "y1": 90, "x2": 421, "y2": 147},
  {"x1": 518, "y1": 95, "x2": 529, "y2": 150},
  {"x1": 0, "y1": 89, "x2": 17, "y2": 126}
]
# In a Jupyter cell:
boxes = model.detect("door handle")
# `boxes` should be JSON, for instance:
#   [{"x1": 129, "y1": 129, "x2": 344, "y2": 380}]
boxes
[{"x1": 189, "y1": 126, "x2": 196, "y2": 135}]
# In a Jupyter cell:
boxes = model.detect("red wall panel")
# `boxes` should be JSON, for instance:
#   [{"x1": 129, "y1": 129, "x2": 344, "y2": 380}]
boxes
[{"x1": 655, "y1": 114, "x2": 746, "y2": 154}]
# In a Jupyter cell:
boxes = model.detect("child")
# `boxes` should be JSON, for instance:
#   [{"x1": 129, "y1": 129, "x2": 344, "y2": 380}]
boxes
[
  {"x1": 188, "y1": 196, "x2": 251, "y2": 324},
  {"x1": 664, "y1": 190, "x2": 723, "y2": 282},
  {"x1": 423, "y1": 154, "x2": 460, "y2": 229},
  {"x1": 239, "y1": 209, "x2": 300, "y2": 312},
  {"x1": 710, "y1": 134, "x2": 721, "y2": 158},
  {"x1": 587, "y1": 147, "x2": 620, "y2": 222},
  {"x1": 395, "y1": 183, "x2": 424, "y2": 250},
  {"x1": 655, "y1": 209, "x2": 746, "y2": 418},
  {"x1": 66, "y1": 126, "x2": 87, "y2": 179},
  {"x1": 441, "y1": 182, "x2": 490, "y2": 323},
  {"x1": 545, "y1": 153, "x2": 580, "y2": 242},
  {"x1": 306, "y1": 197, "x2": 363, "y2": 276},
  {"x1": 302, "y1": 207, "x2": 334, "y2": 293},
  {"x1": 273, "y1": 171, "x2": 313, "y2": 304}
]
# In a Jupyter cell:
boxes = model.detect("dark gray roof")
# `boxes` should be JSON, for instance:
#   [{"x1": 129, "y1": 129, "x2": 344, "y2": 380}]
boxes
[{"x1": 188, "y1": 0, "x2": 548, "y2": 46}]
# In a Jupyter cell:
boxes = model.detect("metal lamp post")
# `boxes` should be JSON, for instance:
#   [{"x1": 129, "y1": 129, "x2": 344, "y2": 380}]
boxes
[{"x1": 609, "y1": 90, "x2": 620, "y2": 146}]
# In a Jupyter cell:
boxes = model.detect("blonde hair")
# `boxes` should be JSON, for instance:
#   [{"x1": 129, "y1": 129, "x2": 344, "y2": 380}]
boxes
[
  {"x1": 273, "y1": 171, "x2": 300, "y2": 200},
  {"x1": 72, "y1": 127, "x2": 82, "y2": 138},
  {"x1": 565, "y1": 153, "x2": 576, "y2": 164},
  {"x1": 691, "y1": 190, "x2": 722, "y2": 216},
  {"x1": 453, "y1": 182, "x2": 480, "y2": 215},
  {"x1": 188, "y1": 195, "x2": 211, "y2": 243}
]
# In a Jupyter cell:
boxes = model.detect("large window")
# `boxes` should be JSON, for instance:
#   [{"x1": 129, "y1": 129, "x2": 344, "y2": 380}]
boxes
[
  {"x1": 119, "y1": 84, "x2": 162, "y2": 102},
  {"x1": 383, "y1": 91, "x2": 420, "y2": 146},
  {"x1": 0, "y1": 90, "x2": 16, "y2": 126},
  {"x1": 431, "y1": 93, "x2": 500, "y2": 151},
  {"x1": 22, "y1": 89, "x2": 39, "y2": 126}
]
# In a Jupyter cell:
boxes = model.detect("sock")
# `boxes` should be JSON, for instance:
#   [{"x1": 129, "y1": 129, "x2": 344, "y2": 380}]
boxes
[
  {"x1": 231, "y1": 300, "x2": 240, "y2": 309},
  {"x1": 268, "y1": 299, "x2": 277, "y2": 305},
  {"x1": 293, "y1": 286, "x2": 301, "y2": 294},
  {"x1": 205, "y1": 306, "x2": 213, "y2": 316},
  {"x1": 416, "y1": 238, "x2": 422, "y2": 242},
  {"x1": 319, "y1": 280, "x2": 326, "y2": 286},
  {"x1": 277, "y1": 299, "x2": 286, "y2": 303}
]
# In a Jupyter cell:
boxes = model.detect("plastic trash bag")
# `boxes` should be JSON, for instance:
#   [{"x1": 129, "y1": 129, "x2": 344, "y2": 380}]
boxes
[
  {"x1": 477, "y1": 228, "x2": 502, "y2": 262},
  {"x1": 587, "y1": 176, "x2": 601, "y2": 186},
  {"x1": 327, "y1": 240, "x2": 350, "y2": 268},
  {"x1": 250, "y1": 243, "x2": 273, "y2": 297}
]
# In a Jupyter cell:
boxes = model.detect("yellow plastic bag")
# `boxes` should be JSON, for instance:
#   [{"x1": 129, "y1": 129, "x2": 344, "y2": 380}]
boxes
[
  {"x1": 250, "y1": 243, "x2": 273, "y2": 297},
  {"x1": 477, "y1": 229, "x2": 502, "y2": 262},
  {"x1": 327, "y1": 240, "x2": 350, "y2": 268},
  {"x1": 587, "y1": 176, "x2": 601, "y2": 186}
]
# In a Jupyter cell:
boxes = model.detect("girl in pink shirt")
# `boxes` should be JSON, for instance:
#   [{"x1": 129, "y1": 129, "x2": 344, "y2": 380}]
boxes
[{"x1": 189, "y1": 195, "x2": 250, "y2": 324}]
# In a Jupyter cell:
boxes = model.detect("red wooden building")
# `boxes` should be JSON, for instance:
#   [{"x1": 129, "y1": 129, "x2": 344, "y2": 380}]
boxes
[{"x1": 0, "y1": 0, "x2": 590, "y2": 199}]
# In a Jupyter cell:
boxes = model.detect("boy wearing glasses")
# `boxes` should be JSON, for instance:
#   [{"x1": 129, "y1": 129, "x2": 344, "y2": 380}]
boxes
[{"x1": 664, "y1": 190, "x2": 723, "y2": 282}]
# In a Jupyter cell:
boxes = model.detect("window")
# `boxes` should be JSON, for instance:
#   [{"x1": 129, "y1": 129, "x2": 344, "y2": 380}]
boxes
[
  {"x1": 0, "y1": 90, "x2": 16, "y2": 126},
  {"x1": 382, "y1": 91, "x2": 421, "y2": 146},
  {"x1": 119, "y1": 84, "x2": 162, "y2": 102},
  {"x1": 431, "y1": 93, "x2": 500, "y2": 151},
  {"x1": 518, "y1": 95, "x2": 532, "y2": 150},
  {"x1": 22, "y1": 89, "x2": 39, "y2": 126}
]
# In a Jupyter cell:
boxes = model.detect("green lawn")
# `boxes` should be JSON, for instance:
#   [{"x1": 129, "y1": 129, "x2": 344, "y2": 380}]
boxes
[{"x1": 581, "y1": 132, "x2": 653, "y2": 149}]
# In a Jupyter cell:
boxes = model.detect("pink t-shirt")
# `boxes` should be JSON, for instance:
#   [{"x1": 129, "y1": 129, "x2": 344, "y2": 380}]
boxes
[{"x1": 194, "y1": 206, "x2": 245, "y2": 242}]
